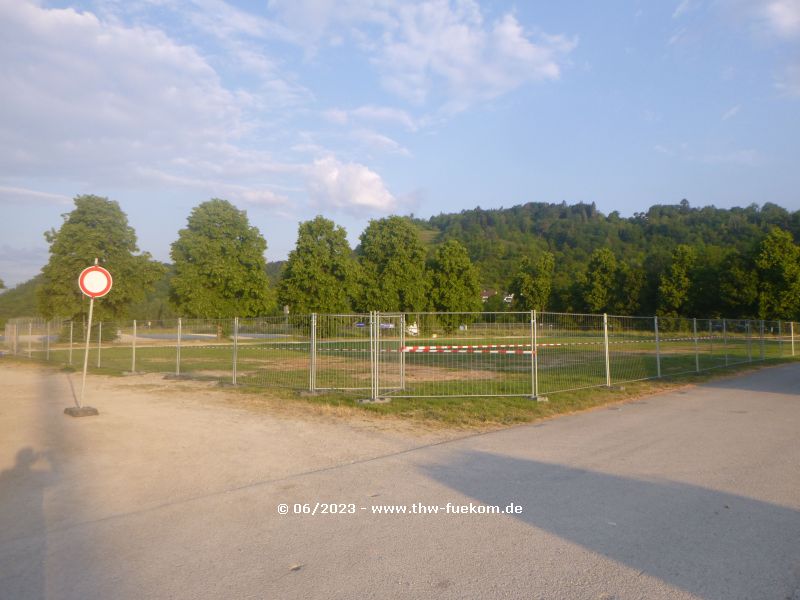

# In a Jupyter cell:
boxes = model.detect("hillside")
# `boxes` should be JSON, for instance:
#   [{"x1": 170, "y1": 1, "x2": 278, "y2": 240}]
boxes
[{"x1": 419, "y1": 200, "x2": 800, "y2": 313}]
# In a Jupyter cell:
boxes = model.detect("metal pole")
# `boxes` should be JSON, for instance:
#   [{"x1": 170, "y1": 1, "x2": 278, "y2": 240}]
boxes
[
  {"x1": 791, "y1": 321, "x2": 795, "y2": 357},
  {"x1": 603, "y1": 313, "x2": 611, "y2": 387},
  {"x1": 747, "y1": 321, "x2": 752, "y2": 363},
  {"x1": 369, "y1": 311, "x2": 378, "y2": 400},
  {"x1": 723, "y1": 319, "x2": 728, "y2": 366},
  {"x1": 693, "y1": 318, "x2": 699, "y2": 373},
  {"x1": 46, "y1": 321, "x2": 50, "y2": 361},
  {"x1": 760, "y1": 320, "x2": 765, "y2": 361},
  {"x1": 132, "y1": 319, "x2": 137, "y2": 373},
  {"x1": 27, "y1": 321, "x2": 32, "y2": 358},
  {"x1": 232, "y1": 317, "x2": 238, "y2": 385},
  {"x1": 376, "y1": 311, "x2": 381, "y2": 398},
  {"x1": 79, "y1": 297, "x2": 95, "y2": 408},
  {"x1": 655, "y1": 316, "x2": 661, "y2": 378},
  {"x1": 533, "y1": 310, "x2": 540, "y2": 398},
  {"x1": 309, "y1": 314, "x2": 316, "y2": 392},
  {"x1": 176, "y1": 318, "x2": 182, "y2": 376},
  {"x1": 778, "y1": 321, "x2": 783, "y2": 357},
  {"x1": 97, "y1": 321, "x2": 102, "y2": 368},
  {"x1": 400, "y1": 314, "x2": 406, "y2": 391},
  {"x1": 69, "y1": 321, "x2": 73, "y2": 365}
]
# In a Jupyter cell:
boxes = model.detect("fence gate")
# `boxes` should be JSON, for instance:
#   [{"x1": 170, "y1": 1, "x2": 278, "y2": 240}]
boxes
[{"x1": 372, "y1": 312, "x2": 404, "y2": 399}]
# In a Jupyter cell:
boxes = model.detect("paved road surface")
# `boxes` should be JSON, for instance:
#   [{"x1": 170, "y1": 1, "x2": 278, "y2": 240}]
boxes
[{"x1": 1, "y1": 363, "x2": 799, "y2": 599}]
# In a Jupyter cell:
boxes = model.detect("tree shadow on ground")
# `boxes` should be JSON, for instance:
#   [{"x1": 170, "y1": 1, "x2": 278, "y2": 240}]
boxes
[{"x1": 421, "y1": 450, "x2": 800, "y2": 600}]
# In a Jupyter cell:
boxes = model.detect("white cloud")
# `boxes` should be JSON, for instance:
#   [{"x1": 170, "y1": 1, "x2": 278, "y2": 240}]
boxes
[
  {"x1": 268, "y1": 0, "x2": 576, "y2": 111},
  {"x1": 307, "y1": 156, "x2": 396, "y2": 212},
  {"x1": 722, "y1": 105, "x2": 741, "y2": 120},
  {"x1": 377, "y1": 4, "x2": 576, "y2": 110},
  {"x1": 763, "y1": 0, "x2": 800, "y2": 37}
]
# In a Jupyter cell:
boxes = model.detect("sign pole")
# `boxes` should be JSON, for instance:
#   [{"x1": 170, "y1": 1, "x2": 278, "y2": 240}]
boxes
[
  {"x1": 79, "y1": 294, "x2": 95, "y2": 408},
  {"x1": 66, "y1": 258, "x2": 112, "y2": 418}
]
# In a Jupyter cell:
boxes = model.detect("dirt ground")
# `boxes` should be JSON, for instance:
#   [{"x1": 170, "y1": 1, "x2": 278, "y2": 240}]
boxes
[{"x1": 0, "y1": 361, "x2": 462, "y2": 536}]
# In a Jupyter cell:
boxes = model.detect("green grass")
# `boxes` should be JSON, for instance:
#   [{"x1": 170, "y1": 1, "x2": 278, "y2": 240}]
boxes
[{"x1": 12, "y1": 332, "x2": 797, "y2": 428}]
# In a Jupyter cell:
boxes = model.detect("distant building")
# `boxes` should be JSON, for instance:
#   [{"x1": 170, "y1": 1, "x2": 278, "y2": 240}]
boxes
[{"x1": 481, "y1": 288, "x2": 497, "y2": 303}]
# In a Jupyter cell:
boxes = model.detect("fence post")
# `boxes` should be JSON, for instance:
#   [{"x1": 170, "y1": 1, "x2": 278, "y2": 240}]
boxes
[
  {"x1": 309, "y1": 313, "x2": 317, "y2": 392},
  {"x1": 532, "y1": 310, "x2": 540, "y2": 398},
  {"x1": 369, "y1": 311, "x2": 377, "y2": 400},
  {"x1": 232, "y1": 317, "x2": 238, "y2": 385},
  {"x1": 46, "y1": 321, "x2": 50, "y2": 361},
  {"x1": 693, "y1": 318, "x2": 699, "y2": 373},
  {"x1": 603, "y1": 313, "x2": 611, "y2": 387},
  {"x1": 69, "y1": 321, "x2": 73, "y2": 365},
  {"x1": 747, "y1": 321, "x2": 752, "y2": 363},
  {"x1": 400, "y1": 313, "x2": 406, "y2": 391},
  {"x1": 376, "y1": 311, "x2": 382, "y2": 398},
  {"x1": 28, "y1": 321, "x2": 32, "y2": 358},
  {"x1": 654, "y1": 316, "x2": 661, "y2": 378},
  {"x1": 176, "y1": 318, "x2": 182, "y2": 376},
  {"x1": 723, "y1": 319, "x2": 728, "y2": 366},
  {"x1": 760, "y1": 320, "x2": 765, "y2": 361},
  {"x1": 791, "y1": 322, "x2": 795, "y2": 357},
  {"x1": 132, "y1": 319, "x2": 137, "y2": 373}
]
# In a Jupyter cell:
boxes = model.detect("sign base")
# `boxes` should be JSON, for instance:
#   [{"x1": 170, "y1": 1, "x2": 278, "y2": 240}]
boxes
[{"x1": 64, "y1": 406, "x2": 99, "y2": 417}]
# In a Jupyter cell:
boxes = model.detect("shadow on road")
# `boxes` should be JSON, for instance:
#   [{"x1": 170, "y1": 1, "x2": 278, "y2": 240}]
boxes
[{"x1": 422, "y1": 450, "x2": 800, "y2": 599}]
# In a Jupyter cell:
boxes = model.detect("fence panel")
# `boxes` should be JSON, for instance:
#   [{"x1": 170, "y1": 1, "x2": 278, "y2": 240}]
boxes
[
  {"x1": 237, "y1": 316, "x2": 311, "y2": 389},
  {"x1": 391, "y1": 312, "x2": 533, "y2": 398},
  {"x1": 536, "y1": 313, "x2": 606, "y2": 395}
]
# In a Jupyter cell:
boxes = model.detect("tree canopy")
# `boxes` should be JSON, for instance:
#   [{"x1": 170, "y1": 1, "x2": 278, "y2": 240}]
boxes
[
  {"x1": 356, "y1": 216, "x2": 428, "y2": 312},
  {"x1": 428, "y1": 239, "x2": 482, "y2": 315},
  {"x1": 36, "y1": 195, "x2": 164, "y2": 320},
  {"x1": 509, "y1": 251, "x2": 555, "y2": 311},
  {"x1": 170, "y1": 199, "x2": 273, "y2": 318},
  {"x1": 278, "y1": 216, "x2": 358, "y2": 313}
]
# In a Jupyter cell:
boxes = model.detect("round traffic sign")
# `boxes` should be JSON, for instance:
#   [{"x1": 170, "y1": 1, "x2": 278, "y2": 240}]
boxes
[{"x1": 78, "y1": 265, "x2": 113, "y2": 298}]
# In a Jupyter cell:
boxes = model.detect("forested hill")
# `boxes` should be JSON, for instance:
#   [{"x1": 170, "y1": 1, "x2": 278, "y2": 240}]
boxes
[{"x1": 418, "y1": 200, "x2": 800, "y2": 315}]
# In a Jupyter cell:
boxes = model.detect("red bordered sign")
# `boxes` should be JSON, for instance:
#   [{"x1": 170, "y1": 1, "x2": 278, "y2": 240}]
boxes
[{"x1": 78, "y1": 265, "x2": 113, "y2": 298}]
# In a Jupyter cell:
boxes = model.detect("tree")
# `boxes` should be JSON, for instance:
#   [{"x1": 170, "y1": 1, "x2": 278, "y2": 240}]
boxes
[
  {"x1": 37, "y1": 195, "x2": 164, "y2": 321},
  {"x1": 356, "y1": 216, "x2": 428, "y2": 312},
  {"x1": 278, "y1": 216, "x2": 358, "y2": 313},
  {"x1": 658, "y1": 244, "x2": 696, "y2": 317},
  {"x1": 754, "y1": 227, "x2": 800, "y2": 319},
  {"x1": 170, "y1": 199, "x2": 273, "y2": 318},
  {"x1": 582, "y1": 248, "x2": 617, "y2": 313},
  {"x1": 719, "y1": 251, "x2": 758, "y2": 318},
  {"x1": 509, "y1": 251, "x2": 555, "y2": 311},
  {"x1": 428, "y1": 240, "x2": 482, "y2": 327},
  {"x1": 611, "y1": 262, "x2": 645, "y2": 315}
]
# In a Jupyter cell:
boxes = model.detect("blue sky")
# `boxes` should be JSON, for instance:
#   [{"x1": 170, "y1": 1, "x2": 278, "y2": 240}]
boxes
[{"x1": 1, "y1": 0, "x2": 799, "y2": 287}]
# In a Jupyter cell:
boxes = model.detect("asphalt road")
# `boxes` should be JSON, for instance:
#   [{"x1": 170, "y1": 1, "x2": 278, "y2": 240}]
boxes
[{"x1": 1, "y1": 363, "x2": 799, "y2": 599}]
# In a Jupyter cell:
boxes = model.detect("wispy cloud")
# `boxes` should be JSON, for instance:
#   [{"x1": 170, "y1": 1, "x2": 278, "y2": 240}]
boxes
[
  {"x1": 0, "y1": 186, "x2": 71, "y2": 206},
  {"x1": 722, "y1": 105, "x2": 741, "y2": 120},
  {"x1": 377, "y1": 6, "x2": 576, "y2": 110},
  {"x1": 673, "y1": 0, "x2": 693, "y2": 19}
]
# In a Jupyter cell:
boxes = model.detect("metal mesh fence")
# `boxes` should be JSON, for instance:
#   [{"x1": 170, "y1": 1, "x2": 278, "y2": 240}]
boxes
[{"x1": 4, "y1": 313, "x2": 798, "y2": 400}]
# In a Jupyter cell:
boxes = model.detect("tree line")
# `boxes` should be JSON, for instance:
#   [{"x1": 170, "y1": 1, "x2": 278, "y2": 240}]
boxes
[{"x1": 20, "y1": 195, "x2": 800, "y2": 325}]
